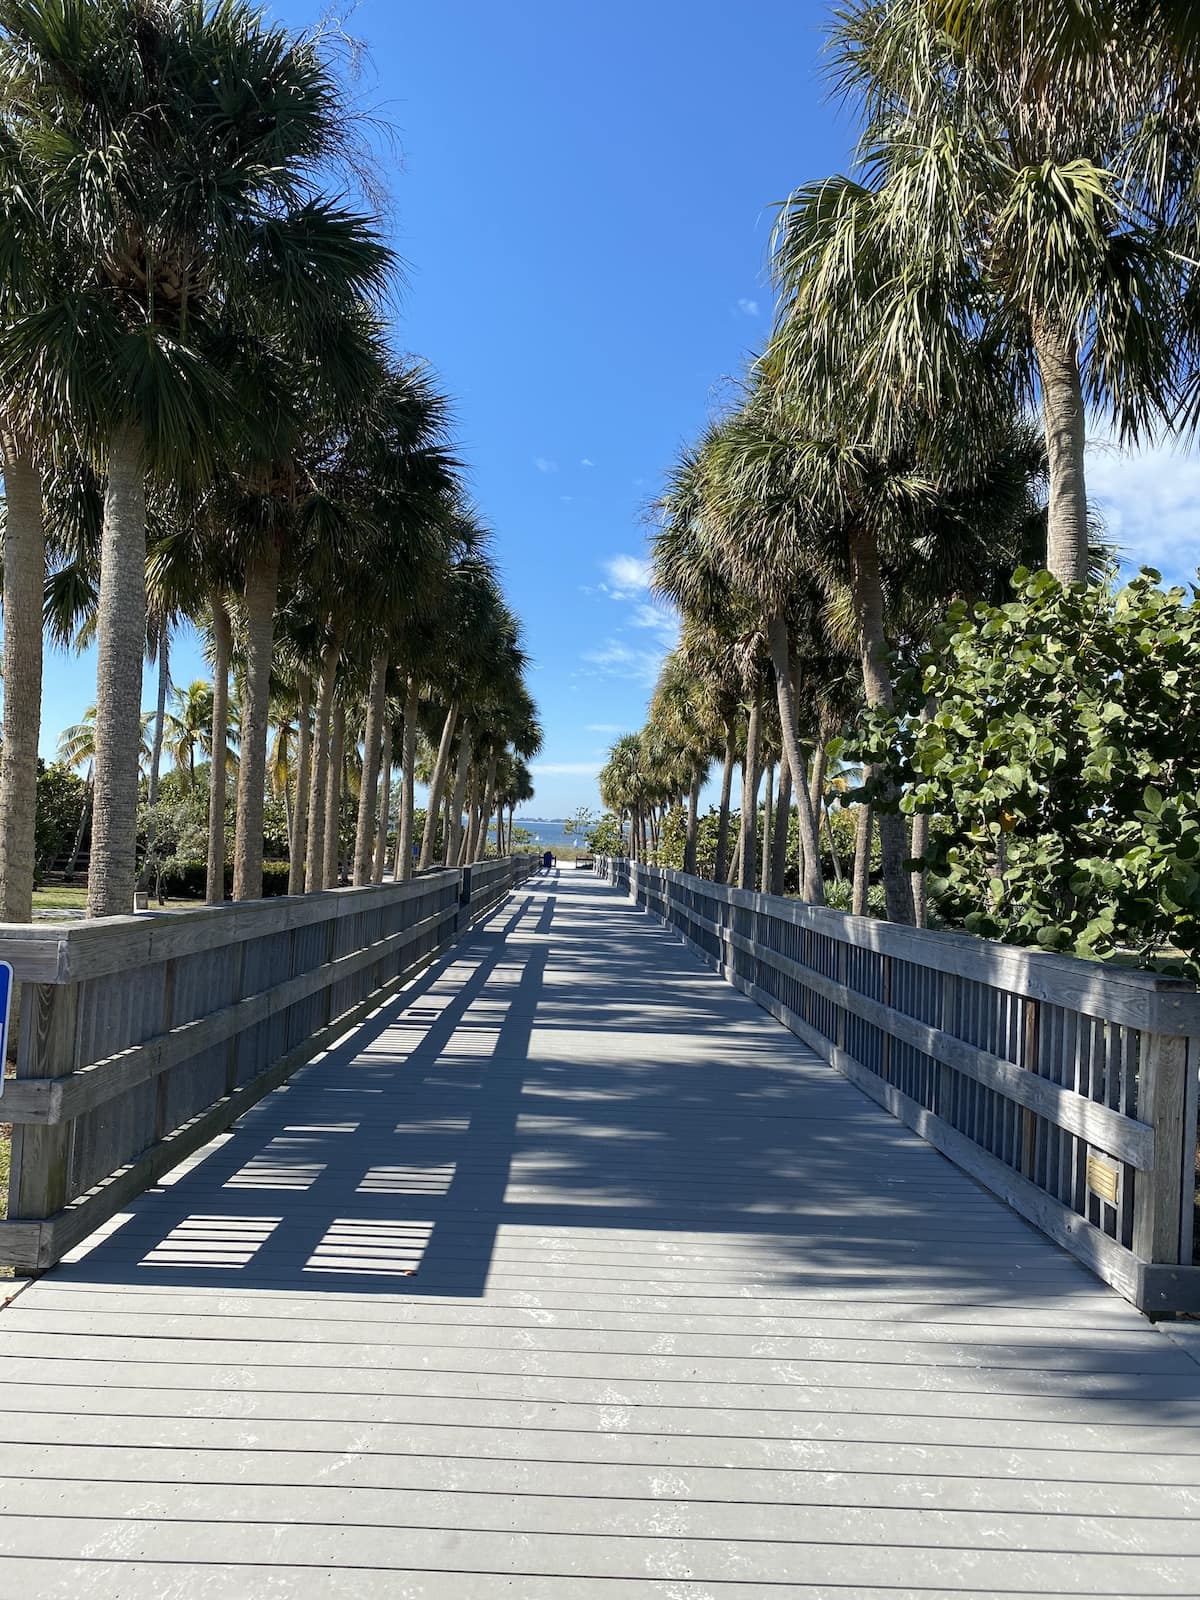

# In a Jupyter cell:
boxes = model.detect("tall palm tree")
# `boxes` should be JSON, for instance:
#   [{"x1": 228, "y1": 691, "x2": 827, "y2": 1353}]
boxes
[
  {"x1": 163, "y1": 681, "x2": 215, "y2": 791},
  {"x1": 0, "y1": 0, "x2": 392, "y2": 914},
  {"x1": 648, "y1": 654, "x2": 720, "y2": 876},
  {"x1": 771, "y1": 0, "x2": 1192, "y2": 583}
]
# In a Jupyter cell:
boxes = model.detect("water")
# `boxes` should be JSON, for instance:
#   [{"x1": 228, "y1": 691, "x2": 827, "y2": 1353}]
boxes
[{"x1": 509, "y1": 818, "x2": 587, "y2": 850}]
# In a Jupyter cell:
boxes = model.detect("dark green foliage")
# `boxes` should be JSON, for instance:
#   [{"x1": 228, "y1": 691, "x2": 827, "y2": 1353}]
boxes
[
  {"x1": 585, "y1": 813, "x2": 628, "y2": 856},
  {"x1": 34, "y1": 760, "x2": 87, "y2": 880},
  {"x1": 159, "y1": 858, "x2": 290, "y2": 899},
  {"x1": 845, "y1": 569, "x2": 1200, "y2": 973}
]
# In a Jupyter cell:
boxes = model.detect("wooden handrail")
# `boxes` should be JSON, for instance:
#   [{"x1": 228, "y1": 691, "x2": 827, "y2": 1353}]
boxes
[{"x1": 0, "y1": 854, "x2": 539, "y2": 1273}]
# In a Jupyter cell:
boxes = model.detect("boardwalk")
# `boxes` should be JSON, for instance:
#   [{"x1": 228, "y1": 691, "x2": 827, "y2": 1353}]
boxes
[{"x1": 2, "y1": 869, "x2": 1200, "y2": 1596}]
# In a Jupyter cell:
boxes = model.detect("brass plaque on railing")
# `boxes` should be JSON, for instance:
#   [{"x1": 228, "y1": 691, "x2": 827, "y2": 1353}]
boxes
[{"x1": 1086, "y1": 1153, "x2": 1120, "y2": 1206}]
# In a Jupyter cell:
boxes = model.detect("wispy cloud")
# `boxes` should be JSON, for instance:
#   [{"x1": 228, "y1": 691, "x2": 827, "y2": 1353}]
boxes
[
  {"x1": 586, "y1": 722, "x2": 625, "y2": 735},
  {"x1": 600, "y1": 553, "x2": 651, "y2": 598},
  {"x1": 581, "y1": 457, "x2": 595, "y2": 468},
  {"x1": 534, "y1": 456, "x2": 558, "y2": 474},
  {"x1": 581, "y1": 639, "x2": 668, "y2": 686},
  {"x1": 531, "y1": 760, "x2": 602, "y2": 777},
  {"x1": 736, "y1": 297, "x2": 760, "y2": 317},
  {"x1": 1086, "y1": 435, "x2": 1200, "y2": 581}
]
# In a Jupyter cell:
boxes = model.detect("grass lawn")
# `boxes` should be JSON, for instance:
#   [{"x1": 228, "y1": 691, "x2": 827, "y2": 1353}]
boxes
[{"x1": 31, "y1": 883, "x2": 89, "y2": 913}]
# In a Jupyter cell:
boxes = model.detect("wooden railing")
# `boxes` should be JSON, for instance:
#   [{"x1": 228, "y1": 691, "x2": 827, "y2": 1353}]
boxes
[
  {"x1": 596, "y1": 857, "x2": 1200, "y2": 1315},
  {"x1": 1, "y1": 854, "x2": 537, "y2": 1272}
]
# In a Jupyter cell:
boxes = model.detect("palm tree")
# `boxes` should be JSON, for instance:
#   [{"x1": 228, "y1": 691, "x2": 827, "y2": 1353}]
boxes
[
  {"x1": 654, "y1": 416, "x2": 828, "y2": 897},
  {"x1": 0, "y1": 0, "x2": 392, "y2": 914},
  {"x1": 648, "y1": 654, "x2": 720, "y2": 877},
  {"x1": 0, "y1": 119, "x2": 63, "y2": 922},
  {"x1": 600, "y1": 734, "x2": 652, "y2": 862},
  {"x1": 345, "y1": 364, "x2": 460, "y2": 885},
  {"x1": 771, "y1": 0, "x2": 1192, "y2": 584},
  {"x1": 56, "y1": 706, "x2": 154, "y2": 879},
  {"x1": 414, "y1": 547, "x2": 508, "y2": 871},
  {"x1": 164, "y1": 681, "x2": 215, "y2": 791}
]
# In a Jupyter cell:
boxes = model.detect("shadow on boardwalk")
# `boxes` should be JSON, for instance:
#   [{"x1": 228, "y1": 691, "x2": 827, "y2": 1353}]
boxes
[
  {"x1": 5, "y1": 871, "x2": 1200, "y2": 1597},
  {"x1": 53, "y1": 871, "x2": 1191, "y2": 1366}
]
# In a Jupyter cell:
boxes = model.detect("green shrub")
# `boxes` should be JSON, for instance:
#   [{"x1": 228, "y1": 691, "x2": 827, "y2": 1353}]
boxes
[
  {"x1": 824, "y1": 878, "x2": 888, "y2": 917},
  {"x1": 158, "y1": 858, "x2": 292, "y2": 899},
  {"x1": 846, "y1": 569, "x2": 1200, "y2": 974}
]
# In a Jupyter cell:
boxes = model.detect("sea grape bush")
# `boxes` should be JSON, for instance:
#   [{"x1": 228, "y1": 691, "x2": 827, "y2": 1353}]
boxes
[{"x1": 843, "y1": 569, "x2": 1200, "y2": 974}]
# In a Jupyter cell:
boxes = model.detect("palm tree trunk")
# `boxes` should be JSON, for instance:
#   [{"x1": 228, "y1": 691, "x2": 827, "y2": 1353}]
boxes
[
  {"x1": 909, "y1": 696, "x2": 937, "y2": 927},
  {"x1": 852, "y1": 804, "x2": 873, "y2": 916},
  {"x1": 760, "y1": 760, "x2": 774, "y2": 894},
  {"x1": 205, "y1": 594, "x2": 233, "y2": 903},
  {"x1": 738, "y1": 694, "x2": 762, "y2": 891},
  {"x1": 396, "y1": 678, "x2": 419, "y2": 880},
  {"x1": 447, "y1": 720, "x2": 472, "y2": 865},
  {"x1": 231, "y1": 543, "x2": 280, "y2": 902},
  {"x1": 88, "y1": 425, "x2": 147, "y2": 918},
  {"x1": 683, "y1": 768, "x2": 702, "y2": 875},
  {"x1": 474, "y1": 752, "x2": 499, "y2": 861},
  {"x1": 847, "y1": 524, "x2": 914, "y2": 925},
  {"x1": 0, "y1": 436, "x2": 44, "y2": 923},
  {"x1": 807, "y1": 738, "x2": 828, "y2": 895},
  {"x1": 305, "y1": 639, "x2": 339, "y2": 892},
  {"x1": 288, "y1": 675, "x2": 312, "y2": 896},
  {"x1": 771, "y1": 748, "x2": 792, "y2": 896},
  {"x1": 765, "y1": 616, "x2": 824, "y2": 904},
  {"x1": 419, "y1": 700, "x2": 459, "y2": 869},
  {"x1": 136, "y1": 620, "x2": 170, "y2": 897},
  {"x1": 373, "y1": 719, "x2": 393, "y2": 883},
  {"x1": 825, "y1": 809, "x2": 845, "y2": 884},
  {"x1": 726, "y1": 825, "x2": 743, "y2": 887},
  {"x1": 1033, "y1": 315, "x2": 1089, "y2": 585},
  {"x1": 352, "y1": 651, "x2": 388, "y2": 885},
  {"x1": 713, "y1": 724, "x2": 735, "y2": 883},
  {"x1": 323, "y1": 698, "x2": 345, "y2": 888},
  {"x1": 910, "y1": 812, "x2": 930, "y2": 928}
]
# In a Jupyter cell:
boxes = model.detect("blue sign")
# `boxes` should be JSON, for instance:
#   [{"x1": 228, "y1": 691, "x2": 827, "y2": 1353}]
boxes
[{"x1": 0, "y1": 960, "x2": 11, "y2": 1092}]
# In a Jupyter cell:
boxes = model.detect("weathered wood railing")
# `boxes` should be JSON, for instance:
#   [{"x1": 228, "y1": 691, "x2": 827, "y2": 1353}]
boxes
[
  {"x1": 1, "y1": 854, "x2": 537, "y2": 1272},
  {"x1": 596, "y1": 857, "x2": 1200, "y2": 1314}
]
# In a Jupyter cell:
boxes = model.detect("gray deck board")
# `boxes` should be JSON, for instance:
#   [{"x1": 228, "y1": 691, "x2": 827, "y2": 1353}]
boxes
[{"x1": 3, "y1": 868, "x2": 1200, "y2": 1597}]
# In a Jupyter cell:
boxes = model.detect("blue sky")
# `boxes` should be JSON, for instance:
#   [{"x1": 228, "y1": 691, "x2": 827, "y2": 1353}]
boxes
[{"x1": 36, "y1": 0, "x2": 1200, "y2": 816}]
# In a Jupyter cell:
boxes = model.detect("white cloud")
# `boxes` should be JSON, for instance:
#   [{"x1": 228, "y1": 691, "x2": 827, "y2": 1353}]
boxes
[
  {"x1": 581, "y1": 457, "x2": 595, "y2": 468},
  {"x1": 630, "y1": 599, "x2": 673, "y2": 631},
  {"x1": 586, "y1": 722, "x2": 625, "y2": 734},
  {"x1": 581, "y1": 638, "x2": 668, "y2": 686},
  {"x1": 600, "y1": 553, "x2": 651, "y2": 597},
  {"x1": 1086, "y1": 436, "x2": 1200, "y2": 581},
  {"x1": 737, "y1": 297, "x2": 760, "y2": 317},
  {"x1": 531, "y1": 760, "x2": 602, "y2": 777},
  {"x1": 534, "y1": 456, "x2": 558, "y2": 474}
]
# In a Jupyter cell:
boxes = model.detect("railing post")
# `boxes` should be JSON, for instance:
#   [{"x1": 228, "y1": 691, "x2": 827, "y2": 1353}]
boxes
[
  {"x1": 937, "y1": 972, "x2": 957, "y2": 1119},
  {"x1": 1132, "y1": 1029, "x2": 1191, "y2": 1265},
  {"x1": 8, "y1": 979, "x2": 80, "y2": 1267},
  {"x1": 1020, "y1": 997, "x2": 1039, "y2": 1180}
]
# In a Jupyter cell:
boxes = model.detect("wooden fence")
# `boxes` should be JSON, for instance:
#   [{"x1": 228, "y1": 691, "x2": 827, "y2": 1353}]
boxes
[
  {"x1": 0, "y1": 855, "x2": 537, "y2": 1272},
  {"x1": 596, "y1": 857, "x2": 1200, "y2": 1315}
]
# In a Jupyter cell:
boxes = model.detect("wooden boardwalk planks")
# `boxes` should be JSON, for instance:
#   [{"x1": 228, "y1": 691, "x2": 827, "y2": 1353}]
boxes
[{"x1": 1, "y1": 868, "x2": 1199, "y2": 1597}]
